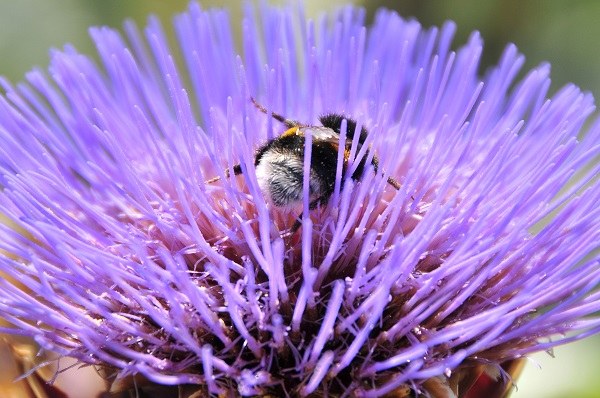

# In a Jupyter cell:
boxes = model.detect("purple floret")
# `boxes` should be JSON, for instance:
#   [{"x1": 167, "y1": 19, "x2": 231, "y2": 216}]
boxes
[{"x1": 1, "y1": 3, "x2": 599, "y2": 397}]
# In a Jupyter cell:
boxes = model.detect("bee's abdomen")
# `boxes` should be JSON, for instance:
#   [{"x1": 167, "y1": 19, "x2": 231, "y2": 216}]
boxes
[
  {"x1": 255, "y1": 154, "x2": 305, "y2": 207},
  {"x1": 254, "y1": 135, "x2": 338, "y2": 207}
]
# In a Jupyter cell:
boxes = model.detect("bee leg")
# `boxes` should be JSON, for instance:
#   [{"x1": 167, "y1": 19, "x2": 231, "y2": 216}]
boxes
[
  {"x1": 371, "y1": 155, "x2": 402, "y2": 191},
  {"x1": 287, "y1": 197, "x2": 323, "y2": 235},
  {"x1": 387, "y1": 174, "x2": 416, "y2": 201},
  {"x1": 205, "y1": 164, "x2": 243, "y2": 184},
  {"x1": 250, "y1": 97, "x2": 302, "y2": 128},
  {"x1": 386, "y1": 176, "x2": 401, "y2": 190},
  {"x1": 288, "y1": 218, "x2": 303, "y2": 236}
]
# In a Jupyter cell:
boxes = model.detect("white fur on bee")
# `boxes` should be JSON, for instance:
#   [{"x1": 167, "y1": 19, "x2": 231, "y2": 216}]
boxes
[{"x1": 255, "y1": 149, "x2": 323, "y2": 210}]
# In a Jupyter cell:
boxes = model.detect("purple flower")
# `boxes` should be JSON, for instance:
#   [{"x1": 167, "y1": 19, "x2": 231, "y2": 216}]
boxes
[{"x1": 1, "y1": 3, "x2": 600, "y2": 397}]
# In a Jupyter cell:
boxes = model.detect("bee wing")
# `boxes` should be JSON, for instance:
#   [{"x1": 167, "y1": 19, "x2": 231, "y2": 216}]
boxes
[
  {"x1": 303, "y1": 126, "x2": 358, "y2": 162},
  {"x1": 307, "y1": 126, "x2": 339, "y2": 140}
]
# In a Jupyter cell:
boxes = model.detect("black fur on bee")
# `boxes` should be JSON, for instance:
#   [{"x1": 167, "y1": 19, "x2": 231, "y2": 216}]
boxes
[{"x1": 206, "y1": 98, "x2": 401, "y2": 233}]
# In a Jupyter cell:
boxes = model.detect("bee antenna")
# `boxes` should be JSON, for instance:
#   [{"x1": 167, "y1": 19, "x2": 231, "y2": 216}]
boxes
[{"x1": 250, "y1": 97, "x2": 301, "y2": 128}]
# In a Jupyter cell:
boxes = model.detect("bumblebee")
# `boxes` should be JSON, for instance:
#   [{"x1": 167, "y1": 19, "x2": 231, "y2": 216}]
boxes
[{"x1": 207, "y1": 98, "x2": 400, "y2": 232}]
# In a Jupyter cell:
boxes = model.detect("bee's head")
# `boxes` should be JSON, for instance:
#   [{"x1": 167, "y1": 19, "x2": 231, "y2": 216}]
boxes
[{"x1": 319, "y1": 114, "x2": 369, "y2": 144}]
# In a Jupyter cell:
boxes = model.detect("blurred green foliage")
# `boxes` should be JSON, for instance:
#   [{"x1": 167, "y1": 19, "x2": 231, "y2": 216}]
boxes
[
  {"x1": 1, "y1": 1, "x2": 600, "y2": 397},
  {"x1": 369, "y1": 0, "x2": 600, "y2": 99},
  {"x1": 3, "y1": 0, "x2": 600, "y2": 98}
]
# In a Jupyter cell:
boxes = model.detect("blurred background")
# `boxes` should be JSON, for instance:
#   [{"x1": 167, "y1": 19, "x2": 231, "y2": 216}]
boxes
[{"x1": 1, "y1": 0, "x2": 599, "y2": 397}]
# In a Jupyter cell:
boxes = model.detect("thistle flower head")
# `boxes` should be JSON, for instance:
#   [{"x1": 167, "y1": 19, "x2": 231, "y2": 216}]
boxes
[{"x1": 1, "y1": 3, "x2": 600, "y2": 397}]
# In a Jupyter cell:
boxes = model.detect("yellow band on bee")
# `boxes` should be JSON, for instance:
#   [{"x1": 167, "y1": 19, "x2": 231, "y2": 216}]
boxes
[{"x1": 282, "y1": 126, "x2": 302, "y2": 138}]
